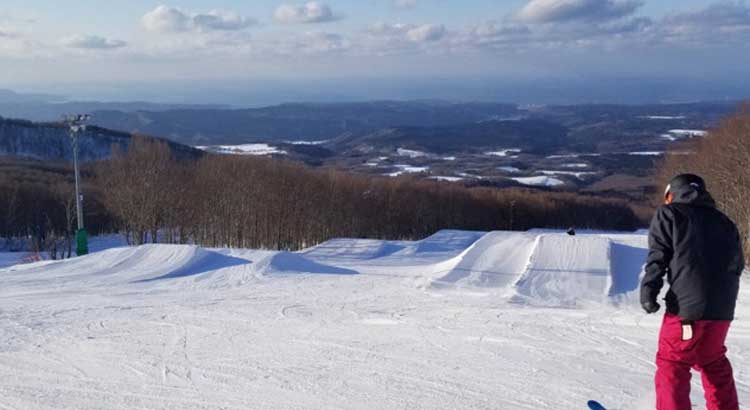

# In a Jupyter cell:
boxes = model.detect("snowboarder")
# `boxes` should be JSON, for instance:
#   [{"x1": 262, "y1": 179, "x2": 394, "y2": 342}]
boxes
[{"x1": 641, "y1": 173, "x2": 745, "y2": 410}]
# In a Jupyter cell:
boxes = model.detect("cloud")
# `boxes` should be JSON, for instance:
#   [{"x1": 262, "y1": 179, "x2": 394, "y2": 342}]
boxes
[
  {"x1": 257, "y1": 31, "x2": 349, "y2": 56},
  {"x1": 63, "y1": 35, "x2": 127, "y2": 50},
  {"x1": 274, "y1": 2, "x2": 339, "y2": 24},
  {"x1": 369, "y1": 23, "x2": 446, "y2": 43},
  {"x1": 660, "y1": 1, "x2": 750, "y2": 41},
  {"x1": 462, "y1": 21, "x2": 532, "y2": 48},
  {"x1": 298, "y1": 32, "x2": 349, "y2": 53},
  {"x1": 456, "y1": 15, "x2": 656, "y2": 53},
  {"x1": 464, "y1": 2, "x2": 750, "y2": 53},
  {"x1": 142, "y1": 6, "x2": 191, "y2": 32},
  {"x1": 517, "y1": 0, "x2": 643, "y2": 23},
  {"x1": 193, "y1": 10, "x2": 257, "y2": 31},
  {"x1": 394, "y1": 0, "x2": 418, "y2": 9},
  {"x1": 142, "y1": 6, "x2": 256, "y2": 33},
  {"x1": 406, "y1": 24, "x2": 446, "y2": 42},
  {"x1": 473, "y1": 22, "x2": 532, "y2": 38}
]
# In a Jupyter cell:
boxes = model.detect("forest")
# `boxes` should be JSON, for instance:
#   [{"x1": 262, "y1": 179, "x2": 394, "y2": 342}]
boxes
[{"x1": 1, "y1": 137, "x2": 641, "y2": 256}]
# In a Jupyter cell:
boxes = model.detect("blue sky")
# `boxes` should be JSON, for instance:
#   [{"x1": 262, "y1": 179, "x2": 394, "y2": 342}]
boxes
[{"x1": 1, "y1": 1, "x2": 749, "y2": 104}]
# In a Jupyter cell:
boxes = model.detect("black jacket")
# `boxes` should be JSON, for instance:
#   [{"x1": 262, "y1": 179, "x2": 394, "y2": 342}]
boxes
[{"x1": 641, "y1": 186, "x2": 745, "y2": 320}]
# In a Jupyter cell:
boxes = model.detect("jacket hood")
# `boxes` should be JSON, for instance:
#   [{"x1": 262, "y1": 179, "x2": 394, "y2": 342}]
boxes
[{"x1": 671, "y1": 185, "x2": 716, "y2": 207}]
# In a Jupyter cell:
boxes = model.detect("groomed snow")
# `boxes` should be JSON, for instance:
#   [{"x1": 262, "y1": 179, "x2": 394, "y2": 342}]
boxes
[{"x1": 2, "y1": 230, "x2": 749, "y2": 410}]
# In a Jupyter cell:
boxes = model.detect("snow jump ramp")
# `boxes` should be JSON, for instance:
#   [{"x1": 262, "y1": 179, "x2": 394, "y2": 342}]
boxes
[{"x1": 433, "y1": 232, "x2": 646, "y2": 306}]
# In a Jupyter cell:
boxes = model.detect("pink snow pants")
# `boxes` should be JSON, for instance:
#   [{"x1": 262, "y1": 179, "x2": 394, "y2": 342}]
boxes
[{"x1": 655, "y1": 313, "x2": 738, "y2": 410}]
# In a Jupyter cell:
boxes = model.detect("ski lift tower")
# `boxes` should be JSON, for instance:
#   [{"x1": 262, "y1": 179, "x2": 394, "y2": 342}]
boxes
[{"x1": 64, "y1": 114, "x2": 91, "y2": 256}]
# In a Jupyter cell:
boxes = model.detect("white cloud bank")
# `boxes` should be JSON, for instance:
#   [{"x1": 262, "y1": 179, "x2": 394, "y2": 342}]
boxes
[
  {"x1": 3, "y1": 0, "x2": 750, "y2": 75},
  {"x1": 369, "y1": 23, "x2": 446, "y2": 43},
  {"x1": 517, "y1": 0, "x2": 643, "y2": 23},
  {"x1": 274, "y1": 2, "x2": 339, "y2": 24},
  {"x1": 142, "y1": 6, "x2": 256, "y2": 33},
  {"x1": 63, "y1": 35, "x2": 127, "y2": 50}
]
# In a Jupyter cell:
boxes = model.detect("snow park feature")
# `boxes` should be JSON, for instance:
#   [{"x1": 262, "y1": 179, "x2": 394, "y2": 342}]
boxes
[{"x1": 1, "y1": 230, "x2": 748, "y2": 409}]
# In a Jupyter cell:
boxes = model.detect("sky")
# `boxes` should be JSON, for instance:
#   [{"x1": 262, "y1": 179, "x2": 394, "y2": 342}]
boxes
[{"x1": 1, "y1": 0, "x2": 749, "y2": 105}]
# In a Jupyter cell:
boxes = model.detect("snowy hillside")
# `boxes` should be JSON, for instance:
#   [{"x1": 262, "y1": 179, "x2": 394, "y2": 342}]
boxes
[
  {"x1": 1, "y1": 230, "x2": 748, "y2": 409},
  {"x1": 0, "y1": 118, "x2": 202, "y2": 162}
]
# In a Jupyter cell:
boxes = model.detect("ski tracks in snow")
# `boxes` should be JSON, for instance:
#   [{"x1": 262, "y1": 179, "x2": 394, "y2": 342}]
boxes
[{"x1": 1, "y1": 230, "x2": 749, "y2": 409}]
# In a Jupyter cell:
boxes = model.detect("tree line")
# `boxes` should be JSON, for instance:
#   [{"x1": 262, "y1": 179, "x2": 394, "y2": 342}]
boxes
[
  {"x1": 7, "y1": 106, "x2": 749, "y2": 259},
  {"x1": 0, "y1": 158, "x2": 111, "y2": 258},
  {"x1": 93, "y1": 137, "x2": 639, "y2": 250},
  {"x1": 658, "y1": 104, "x2": 750, "y2": 258}
]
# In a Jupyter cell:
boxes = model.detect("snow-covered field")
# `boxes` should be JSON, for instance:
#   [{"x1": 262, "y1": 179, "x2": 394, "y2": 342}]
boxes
[
  {"x1": 512, "y1": 175, "x2": 565, "y2": 187},
  {"x1": 397, "y1": 148, "x2": 429, "y2": 158},
  {"x1": 429, "y1": 176, "x2": 464, "y2": 182},
  {"x1": 642, "y1": 115, "x2": 687, "y2": 120},
  {"x1": 386, "y1": 164, "x2": 430, "y2": 177},
  {"x1": 497, "y1": 166, "x2": 521, "y2": 173},
  {"x1": 540, "y1": 170, "x2": 598, "y2": 180},
  {"x1": 627, "y1": 151, "x2": 664, "y2": 156},
  {"x1": 196, "y1": 144, "x2": 287, "y2": 156},
  {"x1": 1, "y1": 230, "x2": 749, "y2": 410},
  {"x1": 660, "y1": 129, "x2": 708, "y2": 141},
  {"x1": 485, "y1": 149, "x2": 521, "y2": 158}
]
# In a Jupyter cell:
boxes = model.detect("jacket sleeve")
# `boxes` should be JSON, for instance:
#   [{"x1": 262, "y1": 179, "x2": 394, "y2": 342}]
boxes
[
  {"x1": 729, "y1": 225, "x2": 746, "y2": 276},
  {"x1": 641, "y1": 206, "x2": 674, "y2": 304}
]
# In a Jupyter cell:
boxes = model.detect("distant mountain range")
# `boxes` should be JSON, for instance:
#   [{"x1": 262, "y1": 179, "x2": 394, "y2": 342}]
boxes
[
  {"x1": 0, "y1": 89, "x2": 226, "y2": 123},
  {"x1": 0, "y1": 94, "x2": 741, "y2": 201},
  {"x1": 0, "y1": 117, "x2": 201, "y2": 162},
  {"x1": 89, "y1": 101, "x2": 521, "y2": 146},
  {"x1": 332, "y1": 119, "x2": 568, "y2": 155}
]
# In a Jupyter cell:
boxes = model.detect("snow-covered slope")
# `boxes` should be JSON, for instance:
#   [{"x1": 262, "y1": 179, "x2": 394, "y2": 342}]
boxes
[
  {"x1": 1, "y1": 230, "x2": 748, "y2": 410},
  {"x1": 432, "y1": 231, "x2": 538, "y2": 289},
  {"x1": 514, "y1": 235, "x2": 613, "y2": 305}
]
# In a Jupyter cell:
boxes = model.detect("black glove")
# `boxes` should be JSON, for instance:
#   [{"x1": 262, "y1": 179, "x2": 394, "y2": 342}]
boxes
[{"x1": 641, "y1": 300, "x2": 661, "y2": 314}]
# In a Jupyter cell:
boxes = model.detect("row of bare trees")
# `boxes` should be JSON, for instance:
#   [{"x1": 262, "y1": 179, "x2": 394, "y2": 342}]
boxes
[
  {"x1": 659, "y1": 104, "x2": 750, "y2": 257},
  {"x1": 94, "y1": 137, "x2": 639, "y2": 250},
  {"x1": 0, "y1": 163, "x2": 77, "y2": 258}
]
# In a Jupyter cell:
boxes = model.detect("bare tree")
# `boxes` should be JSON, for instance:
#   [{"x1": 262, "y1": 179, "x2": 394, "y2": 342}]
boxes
[{"x1": 659, "y1": 103, "x2": 750, "y2": 258}]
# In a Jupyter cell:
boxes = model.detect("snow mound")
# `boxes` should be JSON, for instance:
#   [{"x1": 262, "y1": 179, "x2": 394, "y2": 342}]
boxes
[
  {"x1": 403, "y1": 230, "x2": 486, "y2": 255},
  {"x1": 303, "y1": 239, "x2": 408, "y2": 260},
  {"x1": 0, "y1": 245, "x2": 251, "y2": 288},
  {"x1": 432, "y1": 232, "x2": 538, "y2": 288},
  {"x1": 432, "y1": 232, "x2": 647, "y2": 306},
  {"x1": 303, "y1": 230, "x2": 484, "y2": 264},
  {"x1": 254, "y1": 252, "x2": 358, "y2": 275},
  {"x1": 513, "y1": 235, "x2": 612, "y2": 306}
]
